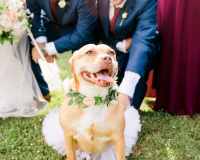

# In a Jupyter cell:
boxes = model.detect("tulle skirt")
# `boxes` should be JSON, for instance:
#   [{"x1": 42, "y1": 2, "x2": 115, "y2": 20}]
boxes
[
  {"x1": 42, "y1": 107, "x2": 141, "y2": 160},
  {"x1": 0, "y1": 29, "x2": 48, "y2": 118}
]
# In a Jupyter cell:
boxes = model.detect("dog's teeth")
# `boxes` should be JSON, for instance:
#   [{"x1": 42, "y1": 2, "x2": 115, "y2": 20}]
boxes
[
  {"x1": 90, "y1": 73, "x2": 95, "y2": 79},
  {"x1": 100, "y1": 79, "x2": 103, "y2": 83}
]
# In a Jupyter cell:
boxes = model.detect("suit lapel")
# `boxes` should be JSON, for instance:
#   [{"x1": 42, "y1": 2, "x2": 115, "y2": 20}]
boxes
[
  {"x1": 42, "y1": 0, "x2": 56, "y2": 22},
  {"x1": 115, "y1": 0, "x2": 135, "y2": 37},
  {"x1": 98, "y1": 0, "x2": 110, "y2": 38}
]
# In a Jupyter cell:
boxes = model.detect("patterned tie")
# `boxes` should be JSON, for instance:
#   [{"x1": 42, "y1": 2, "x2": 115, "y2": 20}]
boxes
[
  {"x1": 51, "y1": 0, "x2": 58, "y2": 21},
  {"x1": 110, "y1": 7, "x2": 121, "y2": 35}
]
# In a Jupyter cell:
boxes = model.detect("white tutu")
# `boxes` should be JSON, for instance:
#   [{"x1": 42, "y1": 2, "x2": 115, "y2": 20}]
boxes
[{"x1": 42, "y1": 107, "x2": 141, "y2": 160}]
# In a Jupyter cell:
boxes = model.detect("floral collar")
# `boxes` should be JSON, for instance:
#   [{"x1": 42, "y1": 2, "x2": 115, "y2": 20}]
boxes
[{"x1": 63, "y1": 78, "x2": 119, "y2": 109}]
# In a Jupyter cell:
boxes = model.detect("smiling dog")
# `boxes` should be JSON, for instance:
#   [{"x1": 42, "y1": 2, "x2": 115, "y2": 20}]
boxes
[
  {"x1": 42, "y1": 44, "x2": 141, "y2": 160},
  {"x1": 59, "y1": 44, "x2": 126, "y2": 160}
]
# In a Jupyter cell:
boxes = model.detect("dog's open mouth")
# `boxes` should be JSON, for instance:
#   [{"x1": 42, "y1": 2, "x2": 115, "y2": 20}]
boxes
[{"x1": 81, "y1": 68, "x2": 114, "y2": 87}]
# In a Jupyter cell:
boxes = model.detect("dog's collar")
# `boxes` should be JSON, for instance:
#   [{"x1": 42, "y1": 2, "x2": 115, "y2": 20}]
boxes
[{"x1": 66, "y1": 87, "x2": 119, "y2": 109}]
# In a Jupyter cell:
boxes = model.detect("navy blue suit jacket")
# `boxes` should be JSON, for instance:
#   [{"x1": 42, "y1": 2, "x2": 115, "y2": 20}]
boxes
[
  {"x1": 96, "y1": 0, "x2": 158, "y2": 78},
  {"x1": 27, "y1": 0, "x2": 97, "y2": 53}
]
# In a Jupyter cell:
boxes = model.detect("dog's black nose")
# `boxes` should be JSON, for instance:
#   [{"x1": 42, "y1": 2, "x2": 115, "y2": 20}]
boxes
[{"x1": 101, "y1": 56, "x2": 112, "y2": 64}]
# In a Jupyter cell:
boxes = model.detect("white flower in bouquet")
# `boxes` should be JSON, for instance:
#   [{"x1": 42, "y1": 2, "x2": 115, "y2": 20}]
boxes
[
  {"x1": 6, "y1": 0, "x2": 24, "y2": 12},
  {"x1": 21, "y1": 18, "x2": 29, "y2": 30},
  {"x1": 0, "y1": 2, "x2": 6, "y2": 15},
  {"x1": 0, "y1": 13, "x2": 14, "y2": 32},
  {"x1": 26, "y1": 9, "x2": 31, "y2": 14},
  {"x1": 30, "y1": 13, "x2": 34, "y2": 19},
  {"x1": 13, "y1": 21, "x2": 22, "y2": 30}
]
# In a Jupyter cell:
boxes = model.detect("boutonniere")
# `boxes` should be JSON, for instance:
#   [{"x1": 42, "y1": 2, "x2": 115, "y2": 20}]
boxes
[
  {"x1": 58, "y1": 0, "x2": 70, "y2": 8},
  {"x1": 120, "y1": 4, "x2": 129, "y2": 26}
]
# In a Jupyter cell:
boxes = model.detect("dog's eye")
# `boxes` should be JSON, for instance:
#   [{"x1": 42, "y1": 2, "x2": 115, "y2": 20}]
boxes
[
  {"x1": 86, "y1": 51, "x2": 92, "y2": 54},
  {"x1": 110, "y1": 51, "x2": 115, "y2": 55}
]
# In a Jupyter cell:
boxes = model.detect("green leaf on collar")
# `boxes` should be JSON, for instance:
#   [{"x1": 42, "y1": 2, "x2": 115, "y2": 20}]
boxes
[
  {"x1": 94, "y1": 97, "x2": 100, "y2": 105},
  {"x1": 82, "y1": 104, "x2": 89, "y2": 109},
  {"x1": 68, "y1": 99, "x2": 74, "y2": 106}
]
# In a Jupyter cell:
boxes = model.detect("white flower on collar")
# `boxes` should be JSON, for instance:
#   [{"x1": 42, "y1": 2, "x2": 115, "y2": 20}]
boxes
[
  {"x1": 111, "y1": 100, "x2": 118, "y2": 104},
  {"x1": 58, "y1": 0, "x2": 66, "y2": 8}
]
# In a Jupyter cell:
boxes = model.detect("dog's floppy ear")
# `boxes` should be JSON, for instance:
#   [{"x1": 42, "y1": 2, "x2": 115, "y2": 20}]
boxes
[
  {"x1": 70, "y1": 50, "x2": 78, "y2": 77},
  {"x1": 69, "y1": 50, "x2": 79, "y2": 64},
  {"x1": 70, "y1": 50, "x2": 79, "y2": 92}
]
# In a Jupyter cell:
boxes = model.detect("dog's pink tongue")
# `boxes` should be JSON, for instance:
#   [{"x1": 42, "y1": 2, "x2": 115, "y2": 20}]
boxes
[{"x1": 96, "y1": 71, "x2": 113, "y2": 82}]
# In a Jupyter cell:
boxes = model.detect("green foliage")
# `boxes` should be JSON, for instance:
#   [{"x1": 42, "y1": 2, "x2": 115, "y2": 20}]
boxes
[
  {"x1": 0, "y1": 52, "x2": 200, "y2": 159},
  {"x1": 0, "y1": 31, "x2": 19, "y2": 45}
]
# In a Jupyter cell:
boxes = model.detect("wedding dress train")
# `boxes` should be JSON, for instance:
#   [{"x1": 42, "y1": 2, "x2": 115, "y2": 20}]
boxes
[{"x1": 0, "y1": 29, "x2": 48, "y2": 118}]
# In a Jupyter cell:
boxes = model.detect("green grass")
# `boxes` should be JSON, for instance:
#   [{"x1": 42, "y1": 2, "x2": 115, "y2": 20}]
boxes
[{"x1": 1, "y1": 52, "x2": 200, "y2": 160}]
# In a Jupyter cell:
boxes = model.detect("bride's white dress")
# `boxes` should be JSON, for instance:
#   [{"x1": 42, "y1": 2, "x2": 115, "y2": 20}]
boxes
[{"x1": 0, "y1": 29, "x2": 48, "y2": 118}]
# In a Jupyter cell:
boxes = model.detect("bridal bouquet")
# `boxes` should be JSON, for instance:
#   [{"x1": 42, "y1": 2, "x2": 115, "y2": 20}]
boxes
[{"x1": 0, "y1": 0, "x2": 33, "y2": 45}]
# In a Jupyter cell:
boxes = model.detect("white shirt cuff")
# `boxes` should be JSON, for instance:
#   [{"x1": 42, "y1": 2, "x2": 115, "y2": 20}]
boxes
[
  {"x1": 35, "y1": 36, "x2": 47, "y2": 43},
  {"x1": 118, "y1": 71, "x2": 141, "y2": 98},
  {"x1": 116, "y1": 40, "x2": 128, "y2": 53},
  {"x1": 45, "y1": 42, "x2": 58, "y2": 55}
]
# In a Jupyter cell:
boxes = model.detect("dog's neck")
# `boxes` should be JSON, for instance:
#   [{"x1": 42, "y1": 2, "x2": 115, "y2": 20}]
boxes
[{"x1": 71, "y1": 80, "x2": 109, "y2": 98}]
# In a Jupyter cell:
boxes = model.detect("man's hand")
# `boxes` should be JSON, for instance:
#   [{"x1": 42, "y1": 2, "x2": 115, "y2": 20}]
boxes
[
  {"x1": 31, "y1": 42, "x2": 59, "y2": 63},
  {"x1": 126, "y1": 37, "x2": 132, "y2": 50},
  {"x1": 31, "y1": 42, "x2": 46, "y2": 64},
  {"x1": 45, "y1": 55, "x2": 59, "y2": 63},
  {"x1": 118, "y1": 93, "x2": 130, "y2": 111}
]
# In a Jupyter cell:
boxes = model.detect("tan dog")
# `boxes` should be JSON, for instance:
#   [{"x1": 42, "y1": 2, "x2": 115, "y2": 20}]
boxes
[{"x1": 59, "y1": 44, "x2": 126, "y2": 160}]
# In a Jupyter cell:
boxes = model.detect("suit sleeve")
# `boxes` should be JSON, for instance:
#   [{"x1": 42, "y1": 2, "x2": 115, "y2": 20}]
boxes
[
  {"x1": 126, "y1": 0, "x2": 158, "y2": 77},
  {"x1": 27, "y1": 0, "x2": 46, "y2": 38},
  {"x1": 54, "y1": 0, "x2": 97, "y2": 53}
]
